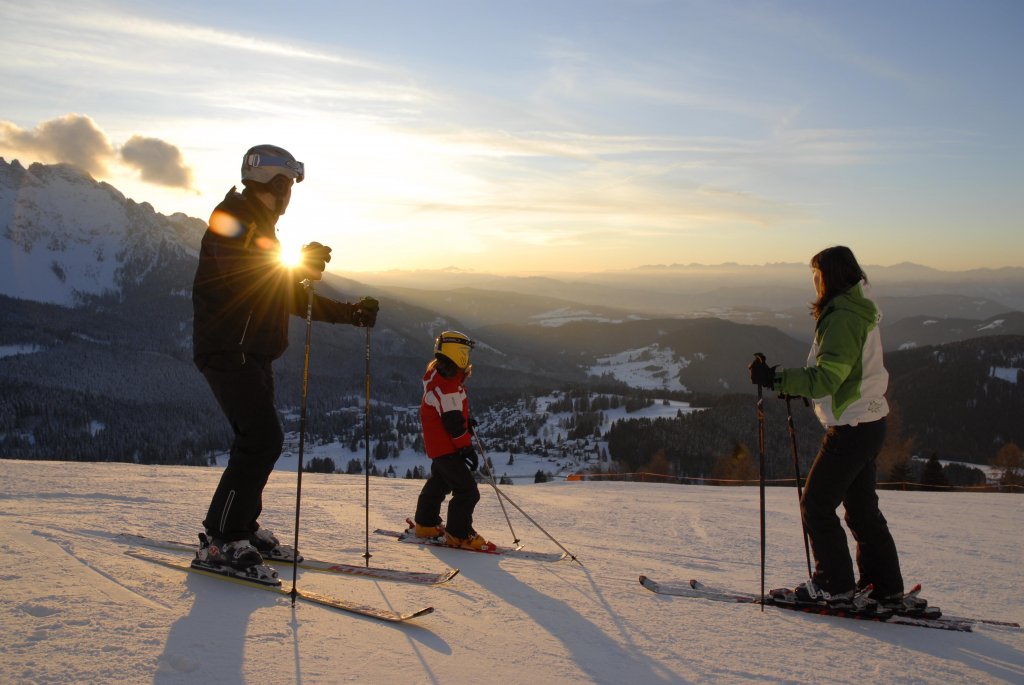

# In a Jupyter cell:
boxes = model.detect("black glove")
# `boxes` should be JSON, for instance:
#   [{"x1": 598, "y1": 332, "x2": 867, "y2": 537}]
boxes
[
  {"x1": 748, "y1": 353, "x2": 777, "y2": 390},
  {"x1": 299, "y1": 242, "x2": 332, "y2": 281},
  {"x1": 459, "y1": 446, "x2": 479, "y2": 472},
  {"x1": 352, "y1": 296, "x2": 379, "y2": 327},
  {"x1": 467, "y1": 417, "x2": 478, "y2": 435}
]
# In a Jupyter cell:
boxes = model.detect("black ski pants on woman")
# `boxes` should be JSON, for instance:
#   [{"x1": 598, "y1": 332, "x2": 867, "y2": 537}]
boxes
[
  {"x1": 414, "y1": 453, "x2": 481, "y2": 540},
  {"x1": 199, "y1": 353, "x2": 284, "y2": 542},
  {"x1": 801, "y1": 417, "x2": 904, "y2": 597}
]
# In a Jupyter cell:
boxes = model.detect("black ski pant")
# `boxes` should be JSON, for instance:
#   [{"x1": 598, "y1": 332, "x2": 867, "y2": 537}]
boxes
[
  {"x1": 414, "y1": 453, "x2": 480, "y2": 540},
  {"x1": 198, "y1": 353, "x2": 284, "y2": 542},
  {"x1": 801, "y1": 417, "x2": 904, "y2": 597}
]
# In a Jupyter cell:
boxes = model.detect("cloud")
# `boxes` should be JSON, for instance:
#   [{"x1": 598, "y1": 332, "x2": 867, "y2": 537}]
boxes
[
  {"x1": 120, "y1": 136, "x2": 194, "y2": 189},
  {"x1": 0, "y1": 113, "x2": 114, "y2": 175},
  {"x1": 0, "y1": 114, "x2": 194, "y2": 189}
]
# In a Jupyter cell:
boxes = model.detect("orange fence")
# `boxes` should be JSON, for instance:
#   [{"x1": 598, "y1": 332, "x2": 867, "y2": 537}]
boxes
[{"x1": 564, "y1": 472, "x2": 1023, "y2": 492}]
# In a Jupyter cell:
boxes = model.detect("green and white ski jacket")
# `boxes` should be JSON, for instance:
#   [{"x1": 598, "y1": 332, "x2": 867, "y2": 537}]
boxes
[{"x1": 776, "y1": 282, "x2": 889, "y2": 427}]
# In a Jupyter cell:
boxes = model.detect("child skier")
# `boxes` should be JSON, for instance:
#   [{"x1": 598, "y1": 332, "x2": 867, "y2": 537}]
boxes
[{"x1": 411, "y1": 331, "x2": 495, "y2": 551}]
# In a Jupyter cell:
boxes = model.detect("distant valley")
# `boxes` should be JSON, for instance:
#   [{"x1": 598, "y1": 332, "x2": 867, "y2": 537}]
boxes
[{"x1": 1, "y1": 157, "x2": 1022, "y2": 474}]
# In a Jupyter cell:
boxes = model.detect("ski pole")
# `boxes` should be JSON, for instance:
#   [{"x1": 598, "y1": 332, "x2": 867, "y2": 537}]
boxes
[
  {"x1": 472, "y1": 430, "x2": 521, "y2": 547},
  {"x1": 754, "y1": 353, "x2": 767, "y2": 611},
  {"x1": 784, "y1": 394, "x2": 813, "y2": 579},
  {"x1": 291, "y1": 279, "x2": 315, "y2": 604},
  {"x1": 491, "y1": 482, "x2": 582, "y2": 566},
  {"x1": 363, "y1": 326, "x2": 372, "y2": 567}
]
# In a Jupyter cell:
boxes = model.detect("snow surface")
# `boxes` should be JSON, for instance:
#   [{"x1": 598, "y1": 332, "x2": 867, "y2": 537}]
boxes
[
  {"x1": 1, "y1": 459, "x2": 1022, "y2": 685},
  {"x1": 0, "y1": 344, "x2": 41, "y2": 359},
  {"x1": 271, "y1": 396, "x2": 699, "y2": 481},
  {"x1": 529, "y1": 308, "x2": 625, "y2": 327},
  {"x1": 991, "y1": 367, "x2": 1020, "y2": 385},
  {"x1": 586, "y1": 345, "x2": 690, "y2": 392}
]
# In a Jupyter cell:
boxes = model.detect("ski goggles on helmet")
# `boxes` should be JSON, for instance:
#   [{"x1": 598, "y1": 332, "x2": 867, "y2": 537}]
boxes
[
  {"x1": 244, "y1": 153, "x2": 305, "y2": 183},
  {"x1": 437, "y1": 335, "x2": 476, "y2": 349}
]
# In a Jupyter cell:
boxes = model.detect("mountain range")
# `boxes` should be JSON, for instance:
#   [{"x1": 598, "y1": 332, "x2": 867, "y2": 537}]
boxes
[{"x1": 1, "y1": 157, "x2": 1022, "y2": 467}]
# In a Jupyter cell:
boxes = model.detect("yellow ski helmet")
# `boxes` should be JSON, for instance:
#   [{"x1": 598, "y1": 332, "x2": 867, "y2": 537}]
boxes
[{"x1": 434, "y1": 330, "x2": 475, "y2": 369}]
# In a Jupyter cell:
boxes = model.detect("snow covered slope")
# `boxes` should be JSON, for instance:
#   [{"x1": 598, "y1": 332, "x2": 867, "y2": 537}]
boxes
[
  {"x1": 1, "y1": 459, "x2": 1021, "y2": 684},
  {"x1": 0, "y1": 158, "x2": 203, "y2": 305}
]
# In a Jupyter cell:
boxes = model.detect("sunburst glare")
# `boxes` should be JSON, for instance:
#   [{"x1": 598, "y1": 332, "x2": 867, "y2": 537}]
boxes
[{"x1": 278, "y1": 238, "x2": 304, "y2": 268}]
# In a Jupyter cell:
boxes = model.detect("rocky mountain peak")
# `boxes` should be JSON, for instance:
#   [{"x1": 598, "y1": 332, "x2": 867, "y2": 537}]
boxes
[{"x1": 0, "y1": 157, "x2": 204, "y2": 306}]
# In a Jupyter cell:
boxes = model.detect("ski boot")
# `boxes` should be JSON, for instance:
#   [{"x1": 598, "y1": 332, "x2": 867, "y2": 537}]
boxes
[
  {"x1": 193, "y1": 534, "x2": 279, "y2": 585},
  {"x1": 404, "y1": 517, "x2": 445, "y2": 540},
  {"x1": 772, "y1": 580, "x2": 892, "y2": 618},
  {"x1": 249, "y1": 527, "x2": 302, "y2": 563},
  {"x1": 877, "y1": 584, "x2": 941, "y2": 619},
  {"x1": 443, "y1": 530, "x2": 497, "y2": 552},
  {"x1": 196, "y1": 533, "x2": 263, "y2": 569},
  {"x1": 413, "y1": 522, "x2": 446, "y2": 540}
]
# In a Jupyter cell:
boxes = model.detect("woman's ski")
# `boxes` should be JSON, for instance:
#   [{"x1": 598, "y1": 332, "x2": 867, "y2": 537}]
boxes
[{"x1": 638, "y1": 576, "x2": 1019, "y2": 633}]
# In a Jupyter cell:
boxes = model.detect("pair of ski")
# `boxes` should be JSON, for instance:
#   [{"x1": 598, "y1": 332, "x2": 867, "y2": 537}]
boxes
[
  {"x1": 119, "y1": 533, "x2": 460, "y2": 585},
  {"x1": 121, "y1": 532, "x2": 457, "y2": 623},
  {"x1": 371, "y1": 519, "x2": 569, "y2": 563},
  {"x1": 123, "y1": 524, "x2": 566, "y2": 622},
  {"x1": 126, "y1": 549, "x2": 434, "y2": 623},
  {"x1": 639, "y1": 576, "x2": 1021, "y2": 633}
]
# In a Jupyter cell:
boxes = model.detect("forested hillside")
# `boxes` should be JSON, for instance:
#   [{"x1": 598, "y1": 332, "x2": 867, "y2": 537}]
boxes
[
  {"x1": 602, "y1": 335, "x2": 1024, "y2": 479},
  {"x1": 1, "y1": 160, "x2": 1021, "y2": 474}
]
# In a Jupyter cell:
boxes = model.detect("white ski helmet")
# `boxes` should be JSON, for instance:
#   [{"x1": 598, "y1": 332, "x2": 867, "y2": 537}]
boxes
[
  {"x1": 241, "y1": 144, "x2": 304, "y2": 190},
  {"x1": 434, "y1": 330, "x2": 475, "y2": 370}
]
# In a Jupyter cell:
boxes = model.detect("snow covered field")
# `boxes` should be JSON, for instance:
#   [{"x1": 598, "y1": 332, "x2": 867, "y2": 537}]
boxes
[
  {"x1": 1, "y1": 459, "x2": 1022, "y2": 685},
  {"x1": 262, "y1": 396, "x2": 699, "y2": 481}
]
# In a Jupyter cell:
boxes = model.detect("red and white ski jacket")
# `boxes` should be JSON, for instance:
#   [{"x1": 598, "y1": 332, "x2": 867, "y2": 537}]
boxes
[{"x1": 420, "y1": 365, "x2": 471, "y2": 458}]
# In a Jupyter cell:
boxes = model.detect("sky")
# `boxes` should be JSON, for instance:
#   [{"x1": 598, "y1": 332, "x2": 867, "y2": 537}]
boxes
[{"x1": 1, "y1": 0, "x2": 1022, "y2": 274}]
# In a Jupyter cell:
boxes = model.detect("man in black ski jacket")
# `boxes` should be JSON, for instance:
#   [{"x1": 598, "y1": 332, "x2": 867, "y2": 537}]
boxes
[{"x1": 191, "y1": 144, "x2": 378, "y2": 570}]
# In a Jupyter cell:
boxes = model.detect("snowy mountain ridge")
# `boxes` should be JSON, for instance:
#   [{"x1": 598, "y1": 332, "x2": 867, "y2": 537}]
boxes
[
  {"x1": 1, "y1": 159, "x2": 1022, "y2": 470},
  {"x1": 0, "y1": 157, "x2": 204, "y2": 306}
]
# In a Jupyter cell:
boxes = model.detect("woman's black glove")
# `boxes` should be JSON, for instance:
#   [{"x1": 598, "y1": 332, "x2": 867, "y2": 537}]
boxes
[{"x1": 748, "y1": 353, "x2": 777, "y2": 390}]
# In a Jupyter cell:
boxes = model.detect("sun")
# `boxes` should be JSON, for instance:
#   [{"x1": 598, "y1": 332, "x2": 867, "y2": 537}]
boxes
[{"x1": 279, "y1": 238, "x2": 304, "y2": 268}]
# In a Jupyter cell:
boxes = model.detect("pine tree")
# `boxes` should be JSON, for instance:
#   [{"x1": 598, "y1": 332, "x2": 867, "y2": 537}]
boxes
[
  {"x1": 994, "y1": 443, "x2": 1024, "y2": 486},
  {"x1": 876, "y1": 405, "x2": 915, "y2": 480},
  {"x1": 887, "y1": 458, "x2": 915, "y2": 489},
  {"x1": 712, "y1": 443, "x2": 757, "y2": 484},
  {"x1": 920, "y1": 453, "x2": 948, "y2": 489},
  {"x1": 644, "y1": 449, "x2": 672, "y2": 476}
]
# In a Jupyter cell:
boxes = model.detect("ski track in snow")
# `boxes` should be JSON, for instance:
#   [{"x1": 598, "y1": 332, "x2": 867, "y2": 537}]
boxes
[
  {"x1": 0, "y1": 459, "x2": 1022, "y2": 684},
  {"x1": 28, "y1": 528, "x2": 170, "y2": 611}
]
